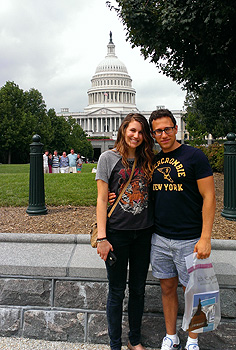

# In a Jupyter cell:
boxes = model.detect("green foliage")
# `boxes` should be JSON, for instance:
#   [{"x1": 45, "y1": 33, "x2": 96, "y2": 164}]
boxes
[
  {"x1": 0, "y1": 82, "x2": 32, "y2": 163},
  {"x1": 0, "y1": 82, "x2": 94, "y2": 163},
  {"x1": 66, "y1": 116, "x2": 93, "y2": 159},
  {"x1": 108, "y1": 0, "x2": 236, "y2": 138},
  {"x1": 198, "y1": 143, "x2": 224, "y2": 173},
  {"x1": 184, "y1": 85, "x2": 236, "y2": 139},
  {"x1": 0, "y1": 163, "x2": 98, "y2": 206},
  {"x1": 108, "y1": 0, "x2": 236, "y2": 89},
  {"x1": 24, "y1": 88, "x2": 52, "y2": 148}
]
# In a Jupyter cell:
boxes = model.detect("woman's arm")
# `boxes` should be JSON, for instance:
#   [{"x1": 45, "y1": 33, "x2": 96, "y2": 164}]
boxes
[{"x1": 96, "y1": 179, "x2": 113, "y2": 261}]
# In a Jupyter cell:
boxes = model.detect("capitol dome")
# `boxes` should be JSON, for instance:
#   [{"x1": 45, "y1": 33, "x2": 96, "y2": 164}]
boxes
[
  {"x1": 84, "y1": 32, "x2": 137, "y2": 112},
  {"x1": 95, "y1": 56, "x2": 128, "y2": 74},
  {"x1": 95, "y1": 42, "x2": 128, "y2": 74}
]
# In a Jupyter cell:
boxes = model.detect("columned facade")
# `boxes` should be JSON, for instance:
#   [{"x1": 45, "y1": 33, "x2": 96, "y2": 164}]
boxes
[{"x1": 57, "y1": 33, "x2": 185, "y2": 158}]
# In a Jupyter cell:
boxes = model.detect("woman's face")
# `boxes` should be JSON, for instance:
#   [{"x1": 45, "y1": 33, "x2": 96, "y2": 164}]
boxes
[{"x1": 124, "y1": 120, "x2": 144, "y2": 150}]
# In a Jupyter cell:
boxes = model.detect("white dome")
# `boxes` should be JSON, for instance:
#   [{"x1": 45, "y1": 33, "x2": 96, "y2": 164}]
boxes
[
  {"x1": 95, "y1": 56, "x2": 128, "y2": 74},
  {"x1": 85, "y1": 32, "x2": 137, "y2": 113}
]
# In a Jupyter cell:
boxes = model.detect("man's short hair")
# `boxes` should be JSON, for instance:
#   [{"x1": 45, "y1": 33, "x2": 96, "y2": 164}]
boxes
[{"x1": 149, "y1": 109, "x2": 177, "y2": 131}]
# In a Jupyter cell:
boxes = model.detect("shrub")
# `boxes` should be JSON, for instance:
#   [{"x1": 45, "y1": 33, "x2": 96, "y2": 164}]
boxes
[{"x1": 198, "y1": 143, "x2": 224, "y2": 173}]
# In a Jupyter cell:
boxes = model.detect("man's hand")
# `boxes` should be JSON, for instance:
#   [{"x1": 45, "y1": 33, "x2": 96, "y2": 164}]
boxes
[
  {"x1": 193, "y1": 237, "x2": 211, "y2": 259},
  {"x1": 108, "y1": 192, "x2": 116, "y2": 205}
]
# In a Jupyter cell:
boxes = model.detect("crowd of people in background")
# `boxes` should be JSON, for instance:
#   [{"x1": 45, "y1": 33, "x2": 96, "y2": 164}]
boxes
[{"x1": 43, "y1": 149, "x2": 83, "y2": 174}]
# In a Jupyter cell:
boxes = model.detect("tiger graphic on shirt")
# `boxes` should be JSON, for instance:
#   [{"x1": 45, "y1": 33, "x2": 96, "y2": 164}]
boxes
[{"x1": 118, "y1": 167, "x2": 149, "y2": 215}]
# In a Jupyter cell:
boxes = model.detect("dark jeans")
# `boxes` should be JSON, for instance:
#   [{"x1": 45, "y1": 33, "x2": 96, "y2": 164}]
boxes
[{"x1": 105, "y1": 227, "x2": 153, "y2": 350}]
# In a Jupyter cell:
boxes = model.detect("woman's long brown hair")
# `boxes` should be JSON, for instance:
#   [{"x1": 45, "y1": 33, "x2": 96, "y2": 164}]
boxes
[{"x1": 114, "y1": 113, "x2": 154, "y2": 181}]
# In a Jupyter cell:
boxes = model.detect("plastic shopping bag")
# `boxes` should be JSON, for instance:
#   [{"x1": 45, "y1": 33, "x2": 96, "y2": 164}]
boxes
[{"x1": 182, "y1": 253, "x2": 221, "y2": 333}]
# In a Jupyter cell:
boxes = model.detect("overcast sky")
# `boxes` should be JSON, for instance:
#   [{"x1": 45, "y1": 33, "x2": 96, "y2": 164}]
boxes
[{"x1": 0, "y1": 0, "x2": 186, "y2": 113}]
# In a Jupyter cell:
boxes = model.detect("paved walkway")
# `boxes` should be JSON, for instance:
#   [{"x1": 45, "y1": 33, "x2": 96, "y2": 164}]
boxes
[{"x1": 0, "y1": 337, "x2": 160, "y2": 350}]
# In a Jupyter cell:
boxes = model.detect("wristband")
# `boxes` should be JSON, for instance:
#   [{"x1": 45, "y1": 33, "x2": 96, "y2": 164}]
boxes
[{"x1": 97, "y1": 238, "x2": 107, "y2": 243}]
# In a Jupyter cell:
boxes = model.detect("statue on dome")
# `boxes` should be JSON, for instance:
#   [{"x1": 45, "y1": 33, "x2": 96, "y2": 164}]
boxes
[{"x1": 109, "y1": 31, "x2": 113, "y2": 43}]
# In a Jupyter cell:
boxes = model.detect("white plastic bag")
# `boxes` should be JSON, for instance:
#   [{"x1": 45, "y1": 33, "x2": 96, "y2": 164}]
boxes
[{"x1": 182, "y1": 253, "x2": 221, "y2": 333}]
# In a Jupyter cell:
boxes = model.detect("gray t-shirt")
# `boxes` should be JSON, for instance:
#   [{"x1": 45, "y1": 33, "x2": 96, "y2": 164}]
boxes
[{"x1": 96, "y1": 149, "x2": 153, "y2": 231}]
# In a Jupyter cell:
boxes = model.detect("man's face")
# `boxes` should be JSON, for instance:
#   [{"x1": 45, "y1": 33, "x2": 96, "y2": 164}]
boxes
[
  {"x1": 71, "y1": 149, "x2": 74, "y2": 154},
  {"x1": 151, "y1": 117, "x2": 178, "y2": 153}
]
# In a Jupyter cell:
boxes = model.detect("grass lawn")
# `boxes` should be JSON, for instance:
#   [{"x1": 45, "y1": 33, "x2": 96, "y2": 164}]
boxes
[{"x1": 0, "y1": 163, "x2": 97, "y2": 207}]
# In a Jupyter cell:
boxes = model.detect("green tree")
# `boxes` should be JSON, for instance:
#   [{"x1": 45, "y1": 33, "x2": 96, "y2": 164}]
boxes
[
  {"x1": 185, "y1": 83, "x2": 236, "y2": 140},
  {"x1": 0, "y1": 81, "x2": 35, "y2": 163},
  {"x1": 107, "y1": 0, "x2": 236, "y2": 136},
  {"x1": 67, "y1": 116, "x2": 93, "y2": 159},
  {"x1": 24, "y1": 88, "x2": 53, "y2": 149},
  {"x1": 47, "y1": 108, "x2": 71, "y2": 153},
  {"x1": 108, "y1": 0, "x2": 236, "y2": 88}
]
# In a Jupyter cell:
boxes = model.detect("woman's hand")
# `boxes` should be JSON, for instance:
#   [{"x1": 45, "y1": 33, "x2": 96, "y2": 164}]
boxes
[
  {"x1": 97, "y1": 240, "x2": 113, "y2": 261},
  {"x1": 108, "y1": 192, "x2": 116, "y2": 205}
]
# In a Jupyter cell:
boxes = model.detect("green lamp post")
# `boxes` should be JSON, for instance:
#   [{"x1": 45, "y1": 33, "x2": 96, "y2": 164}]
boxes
[
  {"x1": 26, "y1": 134, "x2": 47, "y2": 215},
  {"x1": 221, "y1": 132, "x2": 236, "y2": 221}
]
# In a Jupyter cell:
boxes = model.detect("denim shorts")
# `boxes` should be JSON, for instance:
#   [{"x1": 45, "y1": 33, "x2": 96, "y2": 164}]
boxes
[{"x1": 150, "y1": 234, "x2": 199, "y2": 287}]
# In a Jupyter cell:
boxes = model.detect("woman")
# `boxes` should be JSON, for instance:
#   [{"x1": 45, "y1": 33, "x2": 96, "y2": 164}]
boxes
[
  {"x1": 76, "y1": 153, "x2": 83, "y2": 173},
  {"x1": 59, "y1": 152, "x2": 69, "y2": 173},
  {"x1": 48, "y1": 153, "x2": 53, "y2": 173},
  {"x1": 96, "y1": 113, "x2": 154, "y2": 350}
]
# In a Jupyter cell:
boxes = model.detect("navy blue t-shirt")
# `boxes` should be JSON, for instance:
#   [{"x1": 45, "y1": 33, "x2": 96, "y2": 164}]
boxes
[{"x1": 152, "y1": 144, "x2": 213, "y2": 240}]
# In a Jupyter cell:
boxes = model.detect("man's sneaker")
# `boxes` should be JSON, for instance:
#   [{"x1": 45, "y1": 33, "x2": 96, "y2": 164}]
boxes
[
  {"x1": 184, "y1": 345, "x2": 199, "y2": 350},
  {"x1": 161, "y1": 336, "x2": 182, "y2": 350}
]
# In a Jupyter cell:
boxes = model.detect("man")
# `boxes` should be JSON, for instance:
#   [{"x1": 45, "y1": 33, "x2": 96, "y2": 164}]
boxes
[
  {"x1": 67, "y1": 149, "x2": 77, "y2": 173},
  {"x1": 52, "y1": 150, "x2": 60, "y2": 174},
  {"x1": 149, "y1": 109, "x2": 216, "y2": 350},
  {"x1": 43, "y1": 150, "x2": 49, "y2": 174}
]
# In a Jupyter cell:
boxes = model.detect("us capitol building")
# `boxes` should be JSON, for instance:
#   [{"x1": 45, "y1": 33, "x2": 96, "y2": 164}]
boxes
[{"x1": 57, "y1": 32, "x2": 185, "y2": 159}]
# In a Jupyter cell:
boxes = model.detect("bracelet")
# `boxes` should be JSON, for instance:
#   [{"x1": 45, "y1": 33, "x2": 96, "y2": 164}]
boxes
[{"x1": 97, "y1": 237, "x2": 107, "y2": 243}]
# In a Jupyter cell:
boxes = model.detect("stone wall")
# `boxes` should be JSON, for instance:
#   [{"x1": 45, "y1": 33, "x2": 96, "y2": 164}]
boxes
[{"x1": 0, "y1": 233, "x2": 235, "y2": 349}]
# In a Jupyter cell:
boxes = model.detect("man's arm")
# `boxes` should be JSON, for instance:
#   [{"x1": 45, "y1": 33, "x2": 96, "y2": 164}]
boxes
[{"x1": 194, "y1": 175, "x2": 216, "y2": 259}]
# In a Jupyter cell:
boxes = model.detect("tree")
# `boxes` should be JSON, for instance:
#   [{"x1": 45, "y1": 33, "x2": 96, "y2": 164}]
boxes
[
  {"x1": 47, "y1": 111, "x2": 93, "y2": 158},
  {"x1": 107, "y1": 0, "x2": 236, "y2": 136},
  {"x1": 47, "y1": 108, "x2": 71, "y2": 153},
  {"x1": 108, "y1": 0, "x2": 236, "y2": 88},
  {"x1": 185, "y1": 82, "x2": 236, "y2": 140},
  {"x1": 24, "y1": 88, "x2": 53, "y2": 149},
  {"x1": 66, "y1": 116, "x2": 93, "y2": 159},
  {"x1": 0, "y1": 81, "x2": 34, "y2": 163}
]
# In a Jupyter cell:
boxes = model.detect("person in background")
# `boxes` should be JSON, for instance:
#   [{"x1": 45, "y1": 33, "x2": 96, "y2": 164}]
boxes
[
  {"x1": 60, "y1": 152, "x2": 69, "y2": 173},
  {"x1": 68, "y1": 149, "x2": 77, "y2": 173},
  {"x1": 52, "y1": 150, "x2": 60, "y2": 173},
  {"x1": 48, "y1": 153, "x2": 53, "y2": 173},
  {"x1": 43, "y1": 150, "x2": 49, "y2": 174},
  {"x1": 76, "y1": 153, "x2": 83, "y2": 173},
  {"x1": 96, "y1": 113, "x2": 154, "y2": 350}
]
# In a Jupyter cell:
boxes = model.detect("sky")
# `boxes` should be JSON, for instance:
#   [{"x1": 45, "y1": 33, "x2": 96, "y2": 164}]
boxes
[{"x1": 0, "y1": 0, "x2": 186, "y2": 113}]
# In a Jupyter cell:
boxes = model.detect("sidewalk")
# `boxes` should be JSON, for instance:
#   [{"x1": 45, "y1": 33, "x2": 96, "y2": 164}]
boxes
[{"x1": 0, "y1": 337, "x2": 160, "y2": 350}]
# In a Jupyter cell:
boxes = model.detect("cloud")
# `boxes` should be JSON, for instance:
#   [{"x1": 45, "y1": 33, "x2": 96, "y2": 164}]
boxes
[{"x1": 0, "y1": 0, "x2": 186, "y2": 113}]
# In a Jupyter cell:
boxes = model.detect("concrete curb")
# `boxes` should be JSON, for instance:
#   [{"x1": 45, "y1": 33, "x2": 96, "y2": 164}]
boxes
[{"x1": 0, "y1": 232, "x2": 236, "y2": 248}]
